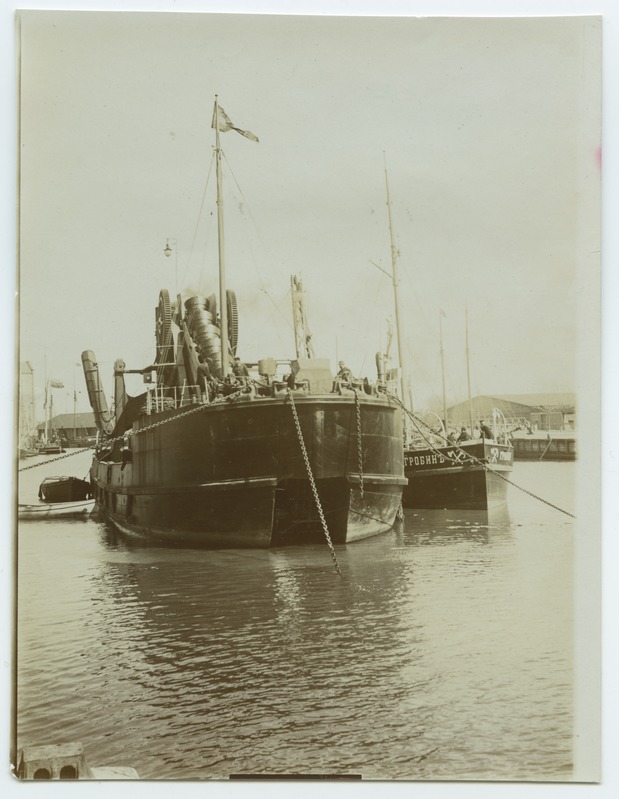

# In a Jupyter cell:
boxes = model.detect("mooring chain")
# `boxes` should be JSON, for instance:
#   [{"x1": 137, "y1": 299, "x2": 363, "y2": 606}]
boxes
[
  {"x1": 18, "y1": 446, "x2": 95, "y2": 472},
  {"x1": 126, "y1": 401, "x2": 214, "y2": 438},
  {"x1": 126, "y1": 389, "x2": 248, "y2": 440},
  {"x1": 18, "y1": 388, "x2": 252, "y2": 472},
  {"x1": 475, "y1": 456, "x2": 575, "y2": 518},
  {"x1": 353, "y1": 389, "x2": 364, "y2": 499},
  {"x1": 381, "y1": 391, "x2": 406, "y2": 520},
  {"x1": 287, "y1": 389, "x2": 342, "y2": 577},
  {"x1": 391, "y1": 394, "x2": 576, "y2": 520}
]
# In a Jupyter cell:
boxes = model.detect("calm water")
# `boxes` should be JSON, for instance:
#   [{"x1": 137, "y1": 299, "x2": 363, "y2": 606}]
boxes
[{"x1": 16, "y1": 451, "x2": 575, "y2": 781}]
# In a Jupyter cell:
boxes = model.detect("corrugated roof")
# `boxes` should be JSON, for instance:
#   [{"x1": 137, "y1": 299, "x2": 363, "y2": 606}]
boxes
[
  {"x1": 493, "y1": 393, "x2": 576, "y2": 410},
  {"x1": 447, "y1": 393, "x2": 576, "y2": 416},
  {"x1": 447, "y1": 395, "x2": 530, "y2": 417}
]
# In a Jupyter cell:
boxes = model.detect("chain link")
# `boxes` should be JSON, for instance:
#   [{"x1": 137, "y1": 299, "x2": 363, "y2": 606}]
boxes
[
  {"x1": 391, "y1": 394, "x2": 576, "y2": 519},
  {"x1": 126, "y1": 401, "x2": 212, "y2": 439},
  {"x1": 287, "y1": 389, "x2": 342, "y2": 576},
  {"x1": 19, "y1": 390, "x2": 250, "y2": 472},
  {"x1": 130, "y1": 391, "x2": 248, "y2": 437},
  {"x1": 18, "y1": 446, "x2": 94, "y2": 472},
  {"x1": 353, "y1": 389, "x2": 364, "y2": 499}
]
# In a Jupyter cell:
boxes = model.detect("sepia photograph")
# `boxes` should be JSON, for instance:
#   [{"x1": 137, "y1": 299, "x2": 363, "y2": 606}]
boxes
[{"x1": 9, "y1": 2, "x2": 610, "y2": 793}]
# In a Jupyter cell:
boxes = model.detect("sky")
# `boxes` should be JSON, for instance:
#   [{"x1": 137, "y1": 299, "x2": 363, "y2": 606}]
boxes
[
  {"x1": 3, "y1": 4, "x2": 618, "y2": 799},
  {"x1": 15, "y1": 9, "x2": 600, "y2": 419}
]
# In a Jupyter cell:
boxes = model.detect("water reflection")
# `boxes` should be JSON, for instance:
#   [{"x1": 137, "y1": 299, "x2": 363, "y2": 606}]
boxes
[
  {"x1": 17, "y1": 466, "x2": 574, "y2": 782},
  {"x1": 399, "y1": 505, "x2": 512, "y2": 547},
  {"x1": 86, "y1": 521, "x2": 433, "y2": 777},
  {"x1": 94, "y1": 503, "x2": 513, "y2": 554}
]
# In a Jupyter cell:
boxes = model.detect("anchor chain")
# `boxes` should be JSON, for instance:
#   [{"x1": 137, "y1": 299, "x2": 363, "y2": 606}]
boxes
[
  {"x1": 353, "y1": 389, "x2": 364, "y2": 499},
  {"x1": 123, "y1": 401, "x2": 215, "y2": 439},
  {"x1": 124, "y1": 389, "x2": 248, "y2": 441},
  {"x1": 287, "y1": 389, "x2": 342, "y2": 577},
  {"x1": 19, "y1": 389, "x2": 251, "y2": 472},
  {"x1": 18, "y1": 446, "x2": 94, "y2": 472}
]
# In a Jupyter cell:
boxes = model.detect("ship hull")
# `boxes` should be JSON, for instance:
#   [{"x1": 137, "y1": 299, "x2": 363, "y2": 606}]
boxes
[
  {"x1": 91, "y1": 395, "x2": 406, "y2": 547},
  {"x1": 402, "y1": 441, "x2": 513, "y2": 511}
]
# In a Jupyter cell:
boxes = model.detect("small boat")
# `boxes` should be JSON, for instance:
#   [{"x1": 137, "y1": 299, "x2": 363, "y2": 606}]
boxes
[
  {"x1": 39, "y1": 443, "x2": 65, "y2": 455},
  {"x1": 38, "y1": 475, "x2": 92, "y2": 502},
  {"x1": 19, "y1": 475, "x2": 94, "y2": 520},
  {"x1": 19, "y1": 447, "x2": 38, "y2": 459},
  {"x1": 18, "y1": 498, "x2": 95, "y2": 521}
]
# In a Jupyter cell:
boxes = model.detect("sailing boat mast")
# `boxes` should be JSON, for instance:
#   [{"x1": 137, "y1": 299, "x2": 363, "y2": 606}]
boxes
[
  {"x1": 44, "y1": 380, "x2": 49, "y2": 443},
  {"x1": 465, "y1": 307, "x2": 475, "y2": 435},
  {"x1": 439, "y1": 311, "x2": 447, "y2": 428},
  {"x1": 214, "y1": 95, "x2": 229, "y2": 377},
  {"x1": 383, "y1": 154, "x2": 409, "y2": 410},
  {"x1": 43, "y1": 354, "x2": 49, "y2": 443}
]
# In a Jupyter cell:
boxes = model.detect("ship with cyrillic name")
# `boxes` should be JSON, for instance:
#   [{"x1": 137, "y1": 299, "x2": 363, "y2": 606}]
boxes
[{"x1": 401, "y1": 425, "x2": 513, "y2": 511}]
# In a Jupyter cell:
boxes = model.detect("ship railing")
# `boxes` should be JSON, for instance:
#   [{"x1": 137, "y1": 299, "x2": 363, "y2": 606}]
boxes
[{"x1": 145, "y1": 384, "x2": 202, "y2": 414}]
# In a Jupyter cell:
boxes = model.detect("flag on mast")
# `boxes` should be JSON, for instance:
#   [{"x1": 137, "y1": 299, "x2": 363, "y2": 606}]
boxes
[
  {"x1": 49, "y1": 378, "x2": 64, "y2": 388},
  {"x1": 211, "y1": 103, "x2": 259, "y2": 142}
]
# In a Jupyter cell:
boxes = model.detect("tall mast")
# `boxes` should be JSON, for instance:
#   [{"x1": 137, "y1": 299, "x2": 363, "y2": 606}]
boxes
[
  {"x1": 383, "y1": 154, "x2": 409, "y2": 410},
  {"x1": 439, "y1": 311, "x2": 447, "y2": 428},
  {"x1": 214, "y1": 95, "x2": 229, "y2": 377},
  {"x1": 465, "y1": 307, "x2": 474, "y2": 435},
  {"x1": 43, "y1": 354, "x2": 48, "y2": 443},
  {"x1": 44, "y1": 380, "x2": 49, "y2": 443}
]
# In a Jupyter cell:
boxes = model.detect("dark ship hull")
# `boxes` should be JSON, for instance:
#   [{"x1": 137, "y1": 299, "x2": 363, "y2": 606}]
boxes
[
  {"x1": 90, "y1": 394, "x2": 405, "y2": 547},
  {"x1": 38, "y1": 475, "x2": 92, "y2": 503},
  {"x1": 402, "y1": 440, "x2": 513, "y2": 511},
  {"x1": 84, "y1": 103, "x2": 407, "y2": 548}
]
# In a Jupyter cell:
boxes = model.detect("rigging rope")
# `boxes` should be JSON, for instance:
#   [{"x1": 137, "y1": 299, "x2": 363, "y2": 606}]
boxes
[
  {"x1": 182, "y1": 148, "x2": 216, "y2": 291},
  {"x1": 221, "y1": 151, "x2": 294, "y2": 336}
]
